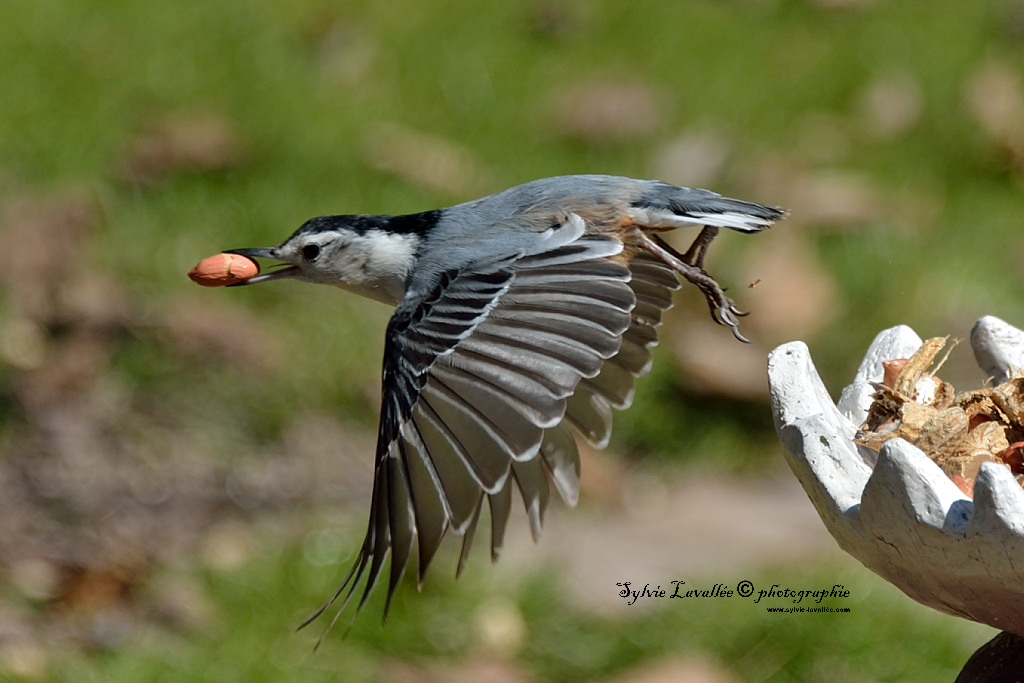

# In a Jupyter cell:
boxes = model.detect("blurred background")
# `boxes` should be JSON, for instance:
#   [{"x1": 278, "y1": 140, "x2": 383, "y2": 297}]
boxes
[{"x1": 1, "y1": 0, "x2": 1021, "y2": 680}]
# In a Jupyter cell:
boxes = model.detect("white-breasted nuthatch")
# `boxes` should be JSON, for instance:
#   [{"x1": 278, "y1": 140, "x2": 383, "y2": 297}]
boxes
[{"x1": 219, "y1": 174, "x2": 786, "y2": 627}]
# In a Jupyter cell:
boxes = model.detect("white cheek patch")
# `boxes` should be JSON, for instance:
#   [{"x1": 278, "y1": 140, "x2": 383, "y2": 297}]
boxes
[
  {"x1": 358, "y1": 230, "x2": 419, "y2": 277},
  {"x1": 325, "y1": 230, "x2": 419, "y2": 304}
]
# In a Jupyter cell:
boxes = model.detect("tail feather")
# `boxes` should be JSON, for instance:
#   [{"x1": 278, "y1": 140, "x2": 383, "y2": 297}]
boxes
[{"x1": 634, "y1": 183, "x2": 786, "y2": 233}]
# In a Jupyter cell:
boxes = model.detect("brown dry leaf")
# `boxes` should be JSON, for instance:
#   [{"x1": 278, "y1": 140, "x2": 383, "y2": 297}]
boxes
[
  {"x1": 915, "y1": 407, "x2": 970, "y2": 460},
  {"x1": 959, "y1": 420, "x2": 1010, "y2": 460},
  {"x1": 526, "y1": 0, "x2": 586, "y2": 40},
  {"x1": 380, "y1": 658, "x2": 532, "y2": 683},
  {"x1": 859, "y1": 337, "x2": 955, "y2": 451},
  {"x1": 475, "y1": 599, "x2": 528, "y2": 660},
  {"x1": 749, "y1": 160, "x2": 886, "y2": 229},
  {"x1": 56, "y1": 272, "x2": 132, "y2": 330},
  {"x1": 649, "y1": 130, "x2": 731, "y2": 189},
  {"x1": 148, "y1": 574, "x2": 217, "y2": 633},
  {"x1": 163, "y1": 296, "x2": 282, "y2": 371},
  {"x1": 0, "y1": 635, "x2": 49, "y2": 680},
  {"x1": 54, "y1": 560, "x2": 146, "y2": 614},
  {"x1": 9, "y1": 558, "x2": 62, "y2": 603},
  {"x1": 940, "y1": 453, "x2": 996, "y2": 481},
  {"x1": 965, "y1": 60, "x2": 1024, "y2": 165},
  {"x1": 362, "y1": 123, "x2": 494, "y2": 198},
  {"x1": 0, "y1": 318, "x2": 48, "y2": 371},
  {"x1": 858, "y1": 70, "x2": 924, "y2": 140},
  {"x1": 550, "y1": 79, "x2": 662, "y2": 142},
  {"x1": 859, "y1": 335, "x2": 1024, "y2": 489},
  {"x1": 789, "y1": 171, "x2": 887, "y2": 227},
  {"x1": 200, "y1": 521, "x2": 254, "y2": 573},
  {"x1": 932, "y1": 377, "x2": 957, "y2": 409},
  {"x1": 314, "y1": 23, "x2": 382, "y2": 89},
  {"x1": 119, "y1": 113, "x2": 245, "y2": 184},
  {"x1": 855, "y1": 416, "x2": 900, "y2": 453},
  {"x1": 0, "y1": 193, "x2": 132, "y2": 416},
  {"x1": 961, "y1": 391, "x2": 1004, "y2": 429},
  {"x1": 603, "y1": 656, "x2": 740, "y2": 683},
  {"x1": 994, "y1": 377, "x2": 1024, "y2": 422},
  {"x1": 13, "y1": 332, "x2": 118, "y2": 414},
  {"x1": 890, "y1": 336, "x2": 954, "y2": 402},
  {"x1": 0, "y1": 193, "x2": 101, "y2": 321},
  {"x1": 894, "y1": 400, "x2": 939, "y2": 444}
]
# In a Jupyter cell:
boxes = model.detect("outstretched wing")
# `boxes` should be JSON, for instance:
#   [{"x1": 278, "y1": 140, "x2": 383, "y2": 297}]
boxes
[
  {"x1": 561, "y1": 250, "x2": 681, "y2": 448},
  {"x1": 305, "y1": 213, "x2": 640, "y2": 628},
  {"x1": 305, "y1": 212, "x2": 691, "y2": 636},
  {"x1": 467, "y1": 249, "x2": 681, "y2": 573}
]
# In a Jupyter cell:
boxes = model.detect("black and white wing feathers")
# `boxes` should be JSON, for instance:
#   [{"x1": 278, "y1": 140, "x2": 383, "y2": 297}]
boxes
[{"x1": 305, "y1": 214, "x2": 679, "y2": 631}]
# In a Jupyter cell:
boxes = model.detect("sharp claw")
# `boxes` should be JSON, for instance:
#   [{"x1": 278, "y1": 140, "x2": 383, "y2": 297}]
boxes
[
  {"x1": 712, "y1": 304, "x2": 728, "y2": 326},
  {"x1": 717, "y1": 306, "x2": 748, "y2": 343},
  {"x1": 712, "y1": 303, "x2": 748, "y2": 343},
  {"x1": 702, "y1": 291, "x2": 751, "y2": 340},
  {"x1": 639, "y1": 232, "x2": 752, "y2": 342}
]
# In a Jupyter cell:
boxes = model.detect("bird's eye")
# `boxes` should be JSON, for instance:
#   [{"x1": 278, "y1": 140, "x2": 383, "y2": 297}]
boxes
[{"x1": 302, "y1": 244, "x2": 321, "y2": 261}]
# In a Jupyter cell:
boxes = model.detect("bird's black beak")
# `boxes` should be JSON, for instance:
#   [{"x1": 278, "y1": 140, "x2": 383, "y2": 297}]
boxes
[{"x1": 223, "y1": 247, "x2": 299, "y2": 286}]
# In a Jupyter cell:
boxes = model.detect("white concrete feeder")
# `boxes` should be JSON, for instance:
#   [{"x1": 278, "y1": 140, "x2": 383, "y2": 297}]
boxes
[{"x1": 768, "y1": 316, "x2": 1024, "y2": 681}]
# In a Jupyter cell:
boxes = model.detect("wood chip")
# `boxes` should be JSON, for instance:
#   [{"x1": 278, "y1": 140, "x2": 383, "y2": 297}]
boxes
[{"x1": 856, "y1": 335, "x2": 1024, "y2": 497}]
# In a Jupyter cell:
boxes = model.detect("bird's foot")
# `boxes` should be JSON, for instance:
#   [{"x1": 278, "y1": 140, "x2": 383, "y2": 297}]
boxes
[
  {"x1": 638, "y1": 232, "x2": 749, "y2": 343},
  {"x1": 679, "y1": 225, "x2": 720, "y2": 270}
]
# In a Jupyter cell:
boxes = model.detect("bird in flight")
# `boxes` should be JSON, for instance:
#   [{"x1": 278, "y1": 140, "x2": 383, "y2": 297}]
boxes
[{"x1": 190, "y1": 174, "x2": 785, "y2": 631}]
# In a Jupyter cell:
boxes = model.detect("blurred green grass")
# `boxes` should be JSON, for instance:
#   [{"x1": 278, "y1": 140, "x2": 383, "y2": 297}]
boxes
[
  {"x1": 2, "y1": 0, "x2": 1023, "y2": 680},
  {"x1": 39, "y1": 534, "x2": 991, "y2": 683}
]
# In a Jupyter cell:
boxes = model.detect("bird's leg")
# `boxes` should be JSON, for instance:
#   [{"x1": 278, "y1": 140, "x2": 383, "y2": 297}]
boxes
[
  {"x1": 637, "y1": 232, "x2": 749, "y2": 343},
  {"x1": 679, "y1": 225, "x2": 719, "y2": 270}
]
